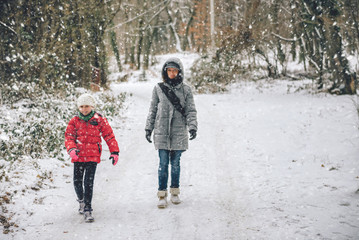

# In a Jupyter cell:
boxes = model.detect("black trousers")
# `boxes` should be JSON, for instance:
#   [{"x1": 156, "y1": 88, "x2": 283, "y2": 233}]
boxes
[{"x1": 73, "y1": 162, "x2": 97, "y2": 211}]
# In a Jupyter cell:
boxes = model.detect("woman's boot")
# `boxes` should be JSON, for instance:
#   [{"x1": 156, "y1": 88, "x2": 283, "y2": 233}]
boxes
[
  {"x1": 157, "y1": 190, "x2": 168, "y2": 208},
  {"x1": 170, "y1": 188, "x2": 181, "y2": 204}
]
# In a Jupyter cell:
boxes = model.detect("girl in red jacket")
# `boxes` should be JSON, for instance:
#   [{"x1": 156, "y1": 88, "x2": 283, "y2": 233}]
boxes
[{"x1": 65, "y1": 93, "x2": 119, "y2": 222}]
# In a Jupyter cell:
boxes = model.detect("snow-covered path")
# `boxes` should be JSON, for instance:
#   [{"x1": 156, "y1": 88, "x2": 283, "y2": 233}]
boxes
[{"x1": 5, "y1": 55, "x2": 359, "y2": 240}]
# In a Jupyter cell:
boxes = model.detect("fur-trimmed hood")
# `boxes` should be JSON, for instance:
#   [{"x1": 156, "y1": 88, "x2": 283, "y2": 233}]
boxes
[{"x1": 161, "y1": 57, "x2": 184, "y2": 86}]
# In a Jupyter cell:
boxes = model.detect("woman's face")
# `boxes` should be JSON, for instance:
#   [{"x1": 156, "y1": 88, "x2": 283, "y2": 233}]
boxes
[
  {"x1": 79, "y1": 105, "x2": 93, "y2": 115},
  {"x1": 167, "y1": 68, "x2": 179, "y2": 79}
]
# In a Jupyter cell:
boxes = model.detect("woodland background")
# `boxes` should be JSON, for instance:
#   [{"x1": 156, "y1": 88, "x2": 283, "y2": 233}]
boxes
[
  {"x1": 0, "y1": 0, "x2": 359, "y2": 161},
  {"x1": 1, "y1": 0, "x2": 359, "y2": 99}
]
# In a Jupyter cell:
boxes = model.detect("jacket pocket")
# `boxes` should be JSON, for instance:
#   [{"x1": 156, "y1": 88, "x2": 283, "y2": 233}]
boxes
[{"x1": 97, "y1": 143, "x2": 101, "y2": 154}]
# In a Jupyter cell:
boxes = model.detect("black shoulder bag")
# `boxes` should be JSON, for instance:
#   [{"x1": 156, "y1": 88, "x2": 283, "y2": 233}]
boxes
[{"x1": 158, "y1": 83, "x2": 186, "y2": 117}]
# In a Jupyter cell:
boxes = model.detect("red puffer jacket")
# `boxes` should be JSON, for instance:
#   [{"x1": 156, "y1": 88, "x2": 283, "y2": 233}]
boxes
[{"x1": 65, "y1": 112, "x2": 119, "y2": 163}]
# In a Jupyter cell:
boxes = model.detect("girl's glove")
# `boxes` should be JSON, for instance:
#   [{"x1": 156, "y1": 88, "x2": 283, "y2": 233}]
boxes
[
  {"x1": 145, "y1": 130, "x2": 152, "y2": 143},
  {"x1": 110, "y1": 152, "x2": 119, "y2": 166},
  {"x1": 189, "y1": 130, "x2": 197, "y2": 140},
  {"x1": 69, "y1": 149, "x2": 79, "y2": 161}
]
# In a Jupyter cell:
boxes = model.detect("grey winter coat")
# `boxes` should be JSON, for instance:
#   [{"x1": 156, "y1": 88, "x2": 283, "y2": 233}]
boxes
[{"x1": 145, "y1": 58, "x2": 198, "y2": 150}]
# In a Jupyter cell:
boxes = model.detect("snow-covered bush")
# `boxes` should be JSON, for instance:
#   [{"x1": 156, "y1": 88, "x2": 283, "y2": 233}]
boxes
[
  {"x1": 189, "y1": 56, "x2": 231, "y2": 93},
  {"x1": 0, "y1": 89, "x2": 127, "y2": 162},
  {"x1": 188, "y1": 54, "x2": 264, "y2": 93}
]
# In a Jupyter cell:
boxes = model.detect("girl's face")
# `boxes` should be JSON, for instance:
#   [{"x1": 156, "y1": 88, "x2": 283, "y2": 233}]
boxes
[
  {"x1": 79, "y1": 105, "x2": 93, "y2": 116},
  {"x1": 167, "y1": 68, "x2": 179, "y2": 79}
]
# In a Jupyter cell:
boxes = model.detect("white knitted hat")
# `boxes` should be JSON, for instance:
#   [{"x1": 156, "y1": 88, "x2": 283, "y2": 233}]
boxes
[{"x1": 77, "y1": 93, "x2": 96, "y2": 108}]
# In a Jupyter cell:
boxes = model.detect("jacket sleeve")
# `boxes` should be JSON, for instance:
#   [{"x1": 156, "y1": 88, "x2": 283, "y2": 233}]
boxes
[
  {"x1": 65, "y1": 118, "x2": 77, "y2": 152},
  {"x1": 100, "y1": 117, "x2": 120, "y2": 153},
  {"x1": 145, "y1": 86, "x2": 159, "y2": 131},
  {"x1": 184, "y1": 87, "x2": 198, "y2": 132}
]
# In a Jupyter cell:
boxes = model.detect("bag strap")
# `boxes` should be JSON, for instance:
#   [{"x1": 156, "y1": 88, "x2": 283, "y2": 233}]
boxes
[{"x1": 158, "y1": 83, "x2": 186, "y2": 117}]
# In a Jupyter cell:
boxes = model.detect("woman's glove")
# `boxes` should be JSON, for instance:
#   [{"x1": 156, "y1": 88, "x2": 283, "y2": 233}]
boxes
[
  {"x1": 145, "y1": 130, "x2": 152, "y2": 143},
  {"x1": 69, "y1": 149, "x2": 79, "y2": 161},
  {"x1": 189, "y1": 130, "x2": 197, "y2": 140},
  {"x1": 110, "y1": 152, "x2": 119, "y2": 166}
]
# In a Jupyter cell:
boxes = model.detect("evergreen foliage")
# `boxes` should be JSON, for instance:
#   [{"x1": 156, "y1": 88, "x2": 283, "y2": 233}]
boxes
[{"x1": 0, "y1": 89, "x2": 126, "y2": 162}]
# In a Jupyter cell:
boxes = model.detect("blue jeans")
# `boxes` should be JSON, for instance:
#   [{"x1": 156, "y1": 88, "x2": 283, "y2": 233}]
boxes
[{"x1": 158, "y1": 149, "x2": 184, "y2": 191}]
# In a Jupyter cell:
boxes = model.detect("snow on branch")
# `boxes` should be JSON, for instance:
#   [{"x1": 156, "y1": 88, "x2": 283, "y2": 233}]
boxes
[
  {"x1": 0, "y1": 21, "x2": 17, "y2": 35},
  {"x1": 105, "y1": 0, "x2": 170, "y2": 31},
  {"x1": 143, "y1": 1, "x2": 170, "y2": 31},
  {"x1": 271, "y1": 32, "x2": 297, "y2": 42},
  {"x1": 307, "y1": 57, "x2": 321, "y2": 71}
]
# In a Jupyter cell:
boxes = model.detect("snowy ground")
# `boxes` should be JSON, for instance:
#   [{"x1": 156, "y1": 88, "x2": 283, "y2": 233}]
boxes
[{"x1": 2, "y1": 53, "x2": 359, "y2": 239}]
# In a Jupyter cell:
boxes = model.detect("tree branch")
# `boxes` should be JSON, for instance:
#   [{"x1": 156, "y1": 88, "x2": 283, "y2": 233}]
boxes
[
  {"x1": 271, "y1": 32, "x2": 298, "y2": 42},
  {"x1": 0, "y1": 21, "x2": 17, "y2": 36},
  {"x1": 143, "y1": 0, "x2": 171, "y2": 31},
  {"x1": 103, "y1": 1, "x2": 123, "y2": 30},
  {"x1": 105, "y1": 0, "x2": 170, "y2": 31}
]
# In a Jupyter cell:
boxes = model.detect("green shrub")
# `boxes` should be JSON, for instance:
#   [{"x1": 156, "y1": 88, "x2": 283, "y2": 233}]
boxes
[{"x1": 0, "y1": 87, "x2": 127, "y2": 162}]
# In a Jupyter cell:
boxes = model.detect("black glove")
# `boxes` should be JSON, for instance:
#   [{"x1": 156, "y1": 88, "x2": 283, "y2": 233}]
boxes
[
  {"x1": 189, "y1": 130, "x2": 197, "y2": 140},
  {"x1": 145, "y1": 130, "x2": 152, "y2": 143}
]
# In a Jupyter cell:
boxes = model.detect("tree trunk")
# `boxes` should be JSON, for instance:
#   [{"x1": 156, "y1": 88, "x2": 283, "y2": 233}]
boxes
[
  {"x1": 110, "y1": 29, "x2": 122, "y2": 72},
  {"x1": 272, "y1": 0, "x2": 285, "y2": 72},
  {"x1": 328, "y1": 23, "x2": 356, "y2": 94},
  {"x1": 166, "y1": 6, "x2": 182, "y2": 52},
  {"x1": 182, "y1": 9, "x2": 195, "y2": 51},
  {"x1": 136, "y1": 19, "x2": 144, "y2": 70},
  {"x1": 143, "y1": 17, "x2": 159, "y2": 70}
]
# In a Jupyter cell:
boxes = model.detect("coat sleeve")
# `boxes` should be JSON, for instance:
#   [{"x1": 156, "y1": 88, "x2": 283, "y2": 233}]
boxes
[
  {"x1": 184, "y1": 87, "x2": 198, "y2": 132},
  {"x1": 64, "y1": 118, "x2": 77, "y2": 152},
  {"x1": 100, "y1": 117, "x2": 120, "y2": 153},
  {"x1": 145, "y1": 86, "x2": 159, "y2": 131}
]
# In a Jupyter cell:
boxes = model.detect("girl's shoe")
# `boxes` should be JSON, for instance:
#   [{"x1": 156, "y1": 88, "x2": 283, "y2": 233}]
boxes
[
  {"x1": 78, "y1": 199, "x2": 85, "y2": 214},
  {"x1": 84, "y1": 210, "x2": 94, "y2": 222},
  {"x1": 157, "y1": 190, "x2": 168, "y2": 208}
]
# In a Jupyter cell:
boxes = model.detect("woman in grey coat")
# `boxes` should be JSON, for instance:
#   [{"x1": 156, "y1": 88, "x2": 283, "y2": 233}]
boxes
[{"x1": 145, "y1": 57, "x2": 198, "y2": 208}]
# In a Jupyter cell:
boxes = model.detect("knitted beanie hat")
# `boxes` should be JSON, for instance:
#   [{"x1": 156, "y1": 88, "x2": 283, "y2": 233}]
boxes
[{"x1": 77, "y1": 93, "x2": 96, "y2": 108}]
